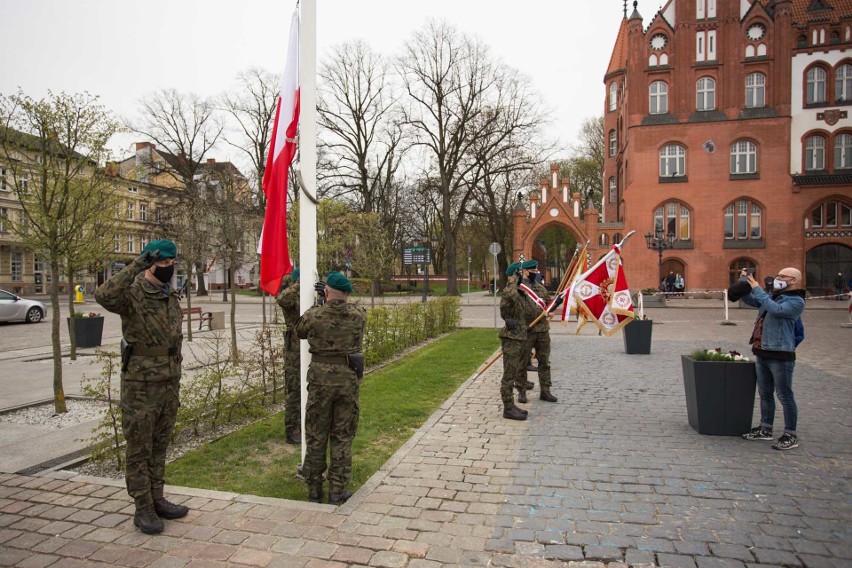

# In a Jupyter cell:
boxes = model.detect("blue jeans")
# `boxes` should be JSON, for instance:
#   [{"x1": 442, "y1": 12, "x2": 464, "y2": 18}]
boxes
[{"x1": 756, "y1": 357, "x2": 797, "y2": 435}]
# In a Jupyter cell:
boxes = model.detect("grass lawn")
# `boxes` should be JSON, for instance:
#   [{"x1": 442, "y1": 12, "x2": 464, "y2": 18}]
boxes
[{"x1": 165, "y1": 328, "x2": 499, "y2": 501}]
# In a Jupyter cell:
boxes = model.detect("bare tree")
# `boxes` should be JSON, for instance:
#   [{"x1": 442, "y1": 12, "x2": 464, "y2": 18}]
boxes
[
  {"x1": 398, "y1": 20, "x2": 508, "y2": 295},
  {"x1": 0, "y1": 90, "x2": 118, "y2": 413},
  {"x1": 565, "y1": 116, "x2": 605, "y2": 207},
  {"x1": 129, "y1": 88, "x2": 223, "y2": 297}
]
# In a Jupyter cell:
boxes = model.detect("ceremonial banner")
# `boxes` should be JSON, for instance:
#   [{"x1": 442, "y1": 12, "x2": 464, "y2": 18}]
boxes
[
  {"x1": 259, "y1": 8, "x2": 300, "y2": 295},
  {"x1": 568, "y1": 241, "x2": 635, "y2": 336},
  {"x1": 559, "y1": 244, "x2": 589, "y2": 321}
]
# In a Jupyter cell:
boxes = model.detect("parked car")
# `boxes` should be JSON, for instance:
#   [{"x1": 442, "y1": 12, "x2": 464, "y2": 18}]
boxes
[{"x1": 0, "y1": 289, "x2": 46, "y2": 323}]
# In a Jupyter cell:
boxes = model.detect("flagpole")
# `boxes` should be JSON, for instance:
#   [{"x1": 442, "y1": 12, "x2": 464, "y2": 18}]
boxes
[{"x1": 298, "y1": 0, "x2": 317, "y2": 464}]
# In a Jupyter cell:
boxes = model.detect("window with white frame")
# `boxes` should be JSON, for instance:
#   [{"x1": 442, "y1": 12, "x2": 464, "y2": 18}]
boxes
[
  {"x1": 745, "y1": 73, "x2": 766, "y2": 108},
  {"x1": 659, "y1": 144, "x2": 686, "y2": 177},
  {"x1": 19, "y1": 172, "x2": 28, "y2": 193},
  {"x1": 806, "y1": 66, "x2": 827, "y2": 104},
  {"x1": 139, "y1": 202, "x2": 148, "y2": 221},
  {"x1": 696, "y1": 77, "x2": 716, "y2": 111},
  {"x1": 708, "y1": 30, "x2": 716, "y2": 60},
  {"x1": 127, "y1": 234, "x2": 134, "y2": 253},
  {"x1": 724, "y1": 200, "x2": 762, "y2": 240},
  {"x1": 812, "y1": 200, "x2": 852, "y2": 228},
  {"x1": 696, "y1": 33, "x2": 705, "y2": 62},
  {"x1": 805, "y1": 135, "x2": 826, "y2": 170},
  {"x1": 696, "y1": 0, "x2": 716, "y2": 20},
  {"x1": 835, "y1": 133, "x2": 852, "y2": 169},
  {"x1": 0, "y1": 167, "x2": 7, "y2": 191},
  {"x1": 649, "y1": 81, "x2": 668, "y2": 114},
  {"x1": 113, "y1": 234, "x2": 121, "y2": 252},
  {"x1": 128, "y1": 186, "x2": 138, "y2": 193},
  {"x1": 609, "y1": 82, "x2": 618, "y2": 111},
  {"x1": 126, "y1": 201, "x2": 134, "y2": 220},
  {"x1": 654, "y1": 202, "x2": 691, "y2": 241},
  {"x1": 730, "y1": 140, "x2": 757, "y2": 174},
  {"x1": 836, "y1": 64, "x2": 852, "y2": 102},
  {"x1": 11, "y1": 251, "x2": 23, "y2": 281},
  {"x1": 609, "y1": 130, "x2": 617, "y2": 157},
  {"x1": 695, "y1": 31, "x2": 717, "y2": 62},
  {"x1": 608, "y1": 177, "x2": 616, "y2": 204},
  {"x1": 140, "y1": 236, "x2": 148, "y2": 251},
  {"x1": 0, "y1": 207, "x2": 7, "y2": 232}
]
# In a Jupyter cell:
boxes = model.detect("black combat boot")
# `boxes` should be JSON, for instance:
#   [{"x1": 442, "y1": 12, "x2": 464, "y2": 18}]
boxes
[
  {"x1": 134, "y1": 505, "x2": 164, "y2": 534},
  {"x1": 527, "y1": 364, "x2": 538, "y2": 372},
  {"x1": 539, "y1": 389, "x2": 557, "y2": 402},
  {"x1": 153, "y1": 497, "x2": 189, "y2": 520},
  {"x1": 525, "y1": 381, "x2": 535, "y2": 390},
  {"x1": 328, "y1": 490, "x2": 353, "y2": 506},
  {"x1": 517, "y1": 389, "x2": 528, "y2": 404},
  {"x1": 503, "y1": 405, "x2": 527, "y2": 421},
  {"x1": 512, "y1": 404, "x2": 528, "y2": 415},
  {"x1": 285, "y1": 429, "x2": 300, "y2": 445},
  {"x1": 308, "y1": 483, "x2": 324, "y2": 503}
]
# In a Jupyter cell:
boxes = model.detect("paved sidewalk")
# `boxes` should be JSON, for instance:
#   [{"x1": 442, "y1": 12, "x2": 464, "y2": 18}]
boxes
[{"x1": 1, "y1": 312, "x2": 850, "y2": 567}]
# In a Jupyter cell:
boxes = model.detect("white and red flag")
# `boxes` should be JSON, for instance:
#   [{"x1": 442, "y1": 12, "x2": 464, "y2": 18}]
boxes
[
  {"x1": 259, "y1": 9, "x2": 300, "y2": 295},
  {"x1": 568, "y1": 233, "x2": 636, "y2": 336}
]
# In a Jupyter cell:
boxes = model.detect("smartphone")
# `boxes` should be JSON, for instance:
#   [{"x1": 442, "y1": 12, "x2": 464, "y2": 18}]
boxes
[{"x1": 746, "y1": 268, "x2": 755, "y2": 275}]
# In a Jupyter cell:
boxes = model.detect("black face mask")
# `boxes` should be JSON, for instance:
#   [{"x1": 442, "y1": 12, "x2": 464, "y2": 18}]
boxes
[{"x1": 152, "y1": 264, "x2": 174, "y2": 284}]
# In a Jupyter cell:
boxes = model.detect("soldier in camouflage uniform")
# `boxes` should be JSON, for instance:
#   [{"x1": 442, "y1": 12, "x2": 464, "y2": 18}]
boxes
[
  {"x1": 94, "y1": 239, "x2": 189, "y2": 535},
  {"x1": 517, "y1": 259, "x2": 559, "y2": 402},
  {"x1": 499, "y1": 262, "x2": 529, "y2": 421},
  {"x1": 295, "y1": 271, "x2": 366, "y2": 505},
  {"x1": 275, "y1": 267, "x2": 301, "y2": 444}
]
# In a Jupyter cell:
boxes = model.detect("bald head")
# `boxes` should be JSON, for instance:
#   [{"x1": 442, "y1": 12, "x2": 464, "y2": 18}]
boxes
[{"x1": 777, "y1": 267, "x2": 802, "y2": 290}]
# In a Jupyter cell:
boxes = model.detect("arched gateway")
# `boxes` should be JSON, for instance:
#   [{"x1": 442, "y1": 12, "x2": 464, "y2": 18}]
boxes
[{"x1": 512, "y1": 164, "x2": 621, "y2": 289}]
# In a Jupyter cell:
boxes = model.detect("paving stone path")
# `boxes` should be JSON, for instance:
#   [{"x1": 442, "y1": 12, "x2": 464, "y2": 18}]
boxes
[{"x1": 1, "y1": 310, "x2": 850, "y2": 567}]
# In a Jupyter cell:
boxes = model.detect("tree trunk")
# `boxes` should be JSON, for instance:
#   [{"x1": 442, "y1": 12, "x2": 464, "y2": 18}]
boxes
[
  {"x1": 230, "y1": 255, "x2": 238, "y2": 361},
  {"x1": 443, "y1": 200, "x2": 458, "y2": 296},
  {"x1": 195, "y1": 261, "x2": 208, "y2": 295},
  {"x1": 185, "y1": 265, "x2": 194, "y2": 342},
  {"x1": 50, "y1": 260, "x2": 67, "y2": 414}
]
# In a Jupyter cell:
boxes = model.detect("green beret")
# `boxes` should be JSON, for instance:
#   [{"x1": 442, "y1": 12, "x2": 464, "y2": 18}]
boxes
[
  {"x1": 505, "y1": 262, "x2": 520, "y2": 276},
  {"x1": 521, "y1": 259, "x2": 539, "y2": 270},
  {"x1": 326, "y1": 271, "x2": 353, "y2": 292},
  {"x1": 290, "y1": 267, "x2": 300, "y2": 282},
  {"x1": 142, "y1": 239, "x2": 176, "y2": 260}
]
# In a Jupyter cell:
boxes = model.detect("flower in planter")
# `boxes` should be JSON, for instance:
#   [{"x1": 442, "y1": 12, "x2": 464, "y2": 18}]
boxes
[
  {"x1": 73, "y1": 311, "x2": 102, "y2": 318},
  {"x1": 689, "y1": 348, "x2": 750, "y2": 362}
]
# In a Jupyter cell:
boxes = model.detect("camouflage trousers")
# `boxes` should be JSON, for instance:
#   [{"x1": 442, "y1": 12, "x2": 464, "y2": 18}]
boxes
[
  {"x1": 500, "y1": 337, "x2": 525, "y2": 407},
  {"x1": 303, "y1": 380, "x2": 360, "y2": 495},
  {"x1": 284, "y1": 346, "x2": 301, "y2": 436},
  {"x1": 120, "y1": 379, "x2": 180, "y2": 508},
  {"x1": 524, "y1": 331, "x2": 551, "y2": 389}
]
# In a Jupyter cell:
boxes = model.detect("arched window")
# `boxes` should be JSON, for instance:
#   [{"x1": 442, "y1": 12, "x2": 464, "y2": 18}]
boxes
[
  {"x1": 836, "y1": 63, "x2": 852, "y2": 102},
  {"x1": 745, "y1": 73, "x2": 766, "y2": 108},
  {"x1": 659, "y1": 144, "x2": 686, "y2": 177},
  {"x1": 649, "y1": 54, "x2": 658, "y2": 67},
  {"x1": 805, "y1": 135, "x2": 826, "y2": 171},
  {"x1": 608, "y1": 176, "x2": 617, "y2": 203},
  {"x1": 806, "y1": 66, "x2": 828, "y2": 104},
  {"x1": 649, "y1": 81, "x2": 668, "y2": 114},
  {"x1": 609, "y1": 82, "x2": 618, "y2": 111},
  {"x1": 609, "y1": 130, "x2": 617, "y2": 157},
  {"x1": 729, "y1": 259, "x2": 757, "y2": 286},
  {"x1": 835, "y1": 133, "x2": 852, "y2": 169},
  {"x1": 660, "y1": 53, "x2": 669, "y2": 65},
  {"x1": 757, "y1": 43, "x2": 767, "y2": 56},
  {"x1": 811, "y1": 200, "x2": 852, "y2": 228},
  {"x1": 599, "y1": 233, "x2": 609, "y2": 246},
  {"x1": 745, "y1": 45, "x2": 755, "y2": 58},
  {"x1": 730, "y1": 140, "x2": 758, "y2": 174},
  {"x1": 654, "y1": 202, "x2": 691, "y2": 241},
  {"x1": 724, "y1": 199, "x2": 762, "y2": 240},
  {"x1": 696, "y1": 77, "x2": 716, "y2": 111}
]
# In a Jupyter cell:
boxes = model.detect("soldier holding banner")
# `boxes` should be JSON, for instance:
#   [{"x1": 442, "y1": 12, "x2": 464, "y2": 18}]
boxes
[
  {"x1": 498, "y1": 262, "x2": 529, "y2": 421},
  {"x1": 517, "y1": 259, "x2": 559, "y2": 403}
]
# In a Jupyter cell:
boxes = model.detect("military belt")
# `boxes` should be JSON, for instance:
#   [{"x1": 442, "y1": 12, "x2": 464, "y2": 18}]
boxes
[
  {"x1": 311, "y1": 354, "x2": 348, "y2": 365},
  {"x1": 133, "y1": 346, "x2": 178, "y2": 357}
]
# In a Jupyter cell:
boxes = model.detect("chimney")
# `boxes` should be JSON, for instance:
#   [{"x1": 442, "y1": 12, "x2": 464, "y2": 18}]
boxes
[
  {"x1": 207, "y1": 158, "x2": 216, "y2": 164},
  {"x1": 135, "y1": 142, "x2": 153, "y2": 151}
]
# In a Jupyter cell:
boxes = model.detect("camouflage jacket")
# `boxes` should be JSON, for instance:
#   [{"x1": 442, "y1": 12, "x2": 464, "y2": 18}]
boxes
[
  {"x1": 275, "y1": 281, "x2": 300, "y2": 326},
  {"x1": 499, "y1": 278, "x2": 552, "y2": 338},
  {"x1": 94, "y1": 255, "x2": 183, "y2": 382},
  {"x1": 295, "y1": 298, "x2": 366, "y2": 384}
]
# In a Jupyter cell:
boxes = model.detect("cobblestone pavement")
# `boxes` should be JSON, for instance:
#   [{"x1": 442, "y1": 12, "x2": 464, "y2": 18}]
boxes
[{"x1": 1, "y1": 311, "x2": 850, "y2": 567}]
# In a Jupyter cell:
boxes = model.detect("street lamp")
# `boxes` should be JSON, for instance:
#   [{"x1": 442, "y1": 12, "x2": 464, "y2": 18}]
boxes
[{"x1": 644, "y1": 228, "x2": 675, "y2": 283}]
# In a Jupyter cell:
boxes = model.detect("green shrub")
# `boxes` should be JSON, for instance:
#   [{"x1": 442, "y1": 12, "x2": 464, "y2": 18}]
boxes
[{"x1": 364, "y1": 297, "x2": 460, "y2": 366}]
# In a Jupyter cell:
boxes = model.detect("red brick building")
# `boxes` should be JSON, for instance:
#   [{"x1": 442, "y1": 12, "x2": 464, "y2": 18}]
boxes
[{"x1": 604, "y1": 0, "x2": 851, "y2": 294}]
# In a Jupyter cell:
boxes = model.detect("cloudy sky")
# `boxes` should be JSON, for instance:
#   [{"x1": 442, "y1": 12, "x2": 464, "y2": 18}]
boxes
[{"x1": 1, "y1": 0, "x2": 639, "y2": 163}]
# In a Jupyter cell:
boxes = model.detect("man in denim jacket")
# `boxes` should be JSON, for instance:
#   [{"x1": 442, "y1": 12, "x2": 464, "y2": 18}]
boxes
[{"x1": 739, "y1": 267, "x2": 806, "y2": 450}]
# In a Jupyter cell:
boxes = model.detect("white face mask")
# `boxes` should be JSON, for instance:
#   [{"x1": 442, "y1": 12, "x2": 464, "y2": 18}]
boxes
[{"x1": 773, "y1": 278, "x2": 788, "y2": 291}]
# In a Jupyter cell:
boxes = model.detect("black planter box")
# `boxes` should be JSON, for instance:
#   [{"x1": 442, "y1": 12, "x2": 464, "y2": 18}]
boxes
[
  {"x1": 67, "y1": 316, "x2": 104, "y2": 348},
  {"x1": 623, "y1": 319, "x2": 653, "y2": 354},
  {"x1": 681, "y1": 355, "x2": 756, "y2": 436}
]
